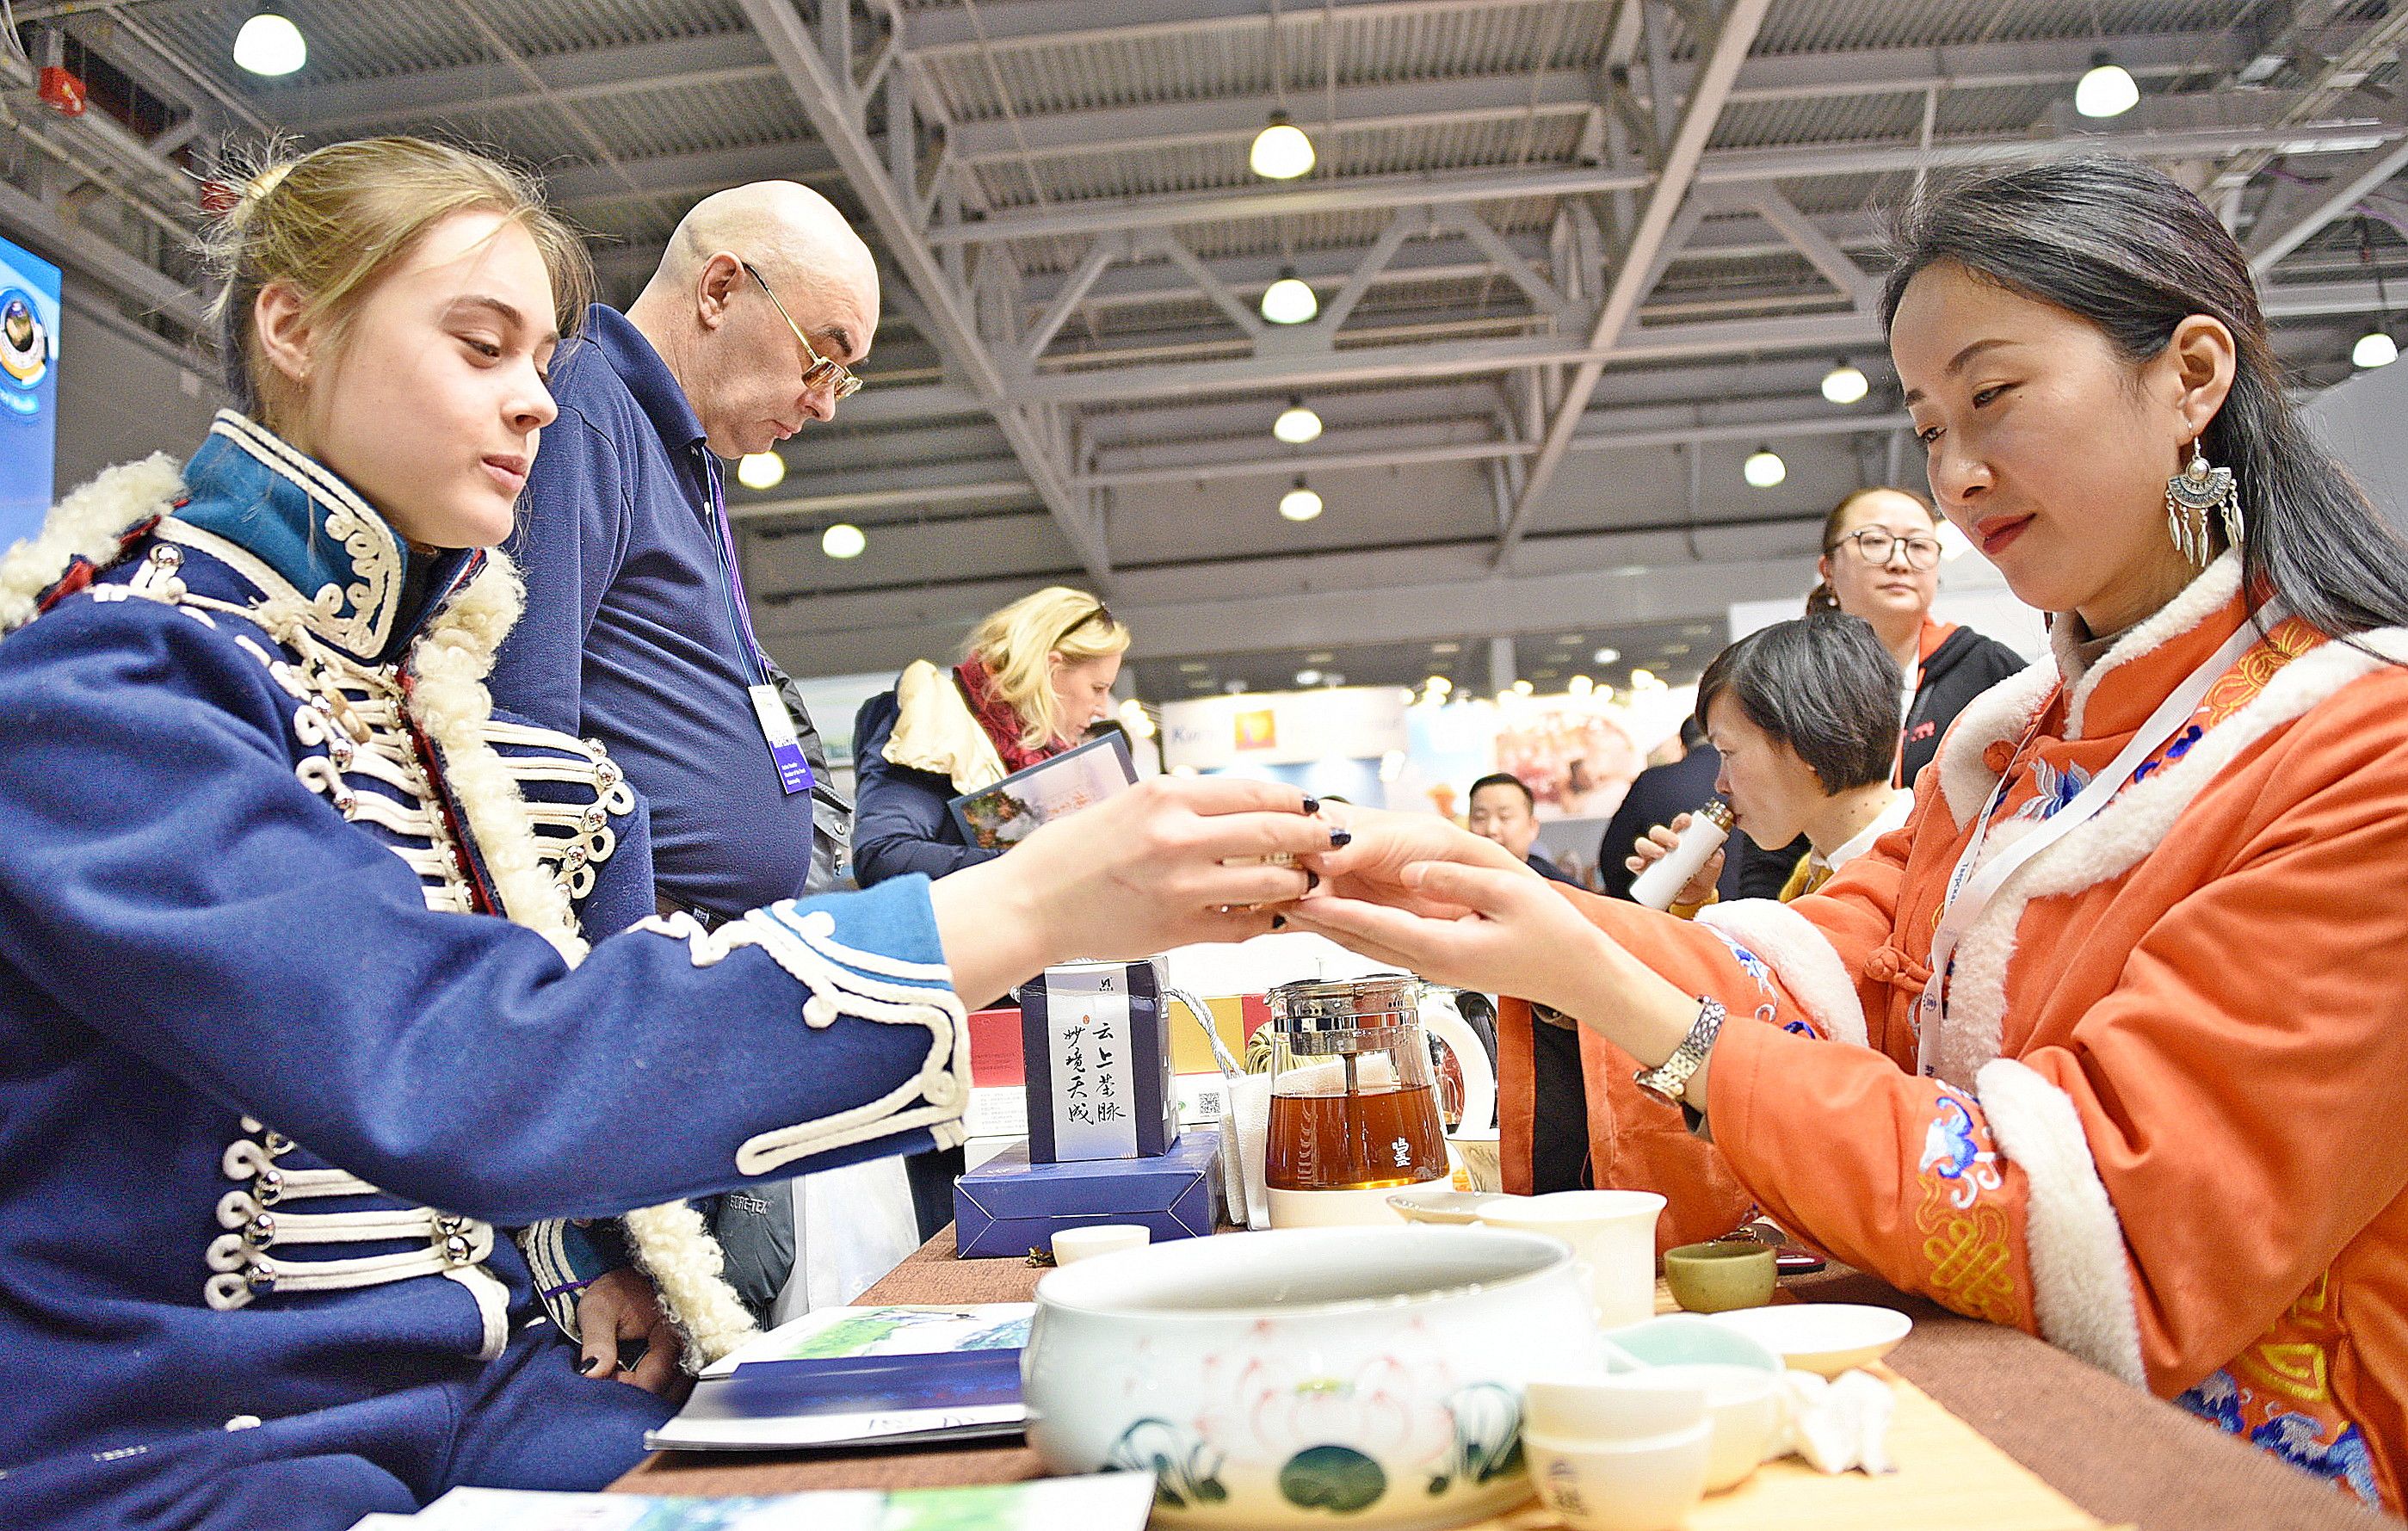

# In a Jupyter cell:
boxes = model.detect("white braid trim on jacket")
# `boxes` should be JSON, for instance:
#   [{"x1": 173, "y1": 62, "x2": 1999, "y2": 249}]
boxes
[{"x1": 404, "y1": 559, "x2": 763, "y2": 1366}]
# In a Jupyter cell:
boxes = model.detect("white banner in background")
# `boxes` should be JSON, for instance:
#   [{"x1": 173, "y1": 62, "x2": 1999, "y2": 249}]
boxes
[{"x1": 1159, "y1": 685, "x2": 1410, "y2": 771}]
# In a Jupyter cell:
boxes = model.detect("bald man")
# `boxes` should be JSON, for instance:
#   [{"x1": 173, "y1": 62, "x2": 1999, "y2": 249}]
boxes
[{"x1": 486, "y1": 182, "x2": 898, "y2": 1348}]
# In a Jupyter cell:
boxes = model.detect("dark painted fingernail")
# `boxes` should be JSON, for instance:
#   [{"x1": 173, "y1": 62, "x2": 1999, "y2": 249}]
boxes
[
  {"x1": 1301, "y1": 794, "x2": 1322, "y2": 815},
  {"x1": 1271, "y1": 914, "x2": 1288, "y2": 930},
  {"x1": 1306, "y1": 869, "x2": 1320, "y2": 892},
  {"x1": 579, "y1": 1355, "x2": 605, "y2": 1375},
  {"x1": 1329, "y1": 830, "x2": 1353, "y2": 848}
]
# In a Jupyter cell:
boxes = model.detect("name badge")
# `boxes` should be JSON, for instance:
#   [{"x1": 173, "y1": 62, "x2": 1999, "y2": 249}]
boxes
[{"x1": 747, "y1": 682, "x2": 815, "y2": 797}]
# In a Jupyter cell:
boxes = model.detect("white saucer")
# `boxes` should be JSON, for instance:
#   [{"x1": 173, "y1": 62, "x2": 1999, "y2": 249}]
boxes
[{"x1": 1696, "y1": 1303, "x2": 1912, "y2": 1376}]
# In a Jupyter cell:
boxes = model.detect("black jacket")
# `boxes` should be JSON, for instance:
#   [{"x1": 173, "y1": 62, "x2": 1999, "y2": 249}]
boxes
[
  {"x1": 1900, "y1": 624, "x2": 2028, "y2": 790},
  {"x1": 850, "y1": 688, "x2": 1002, "y2": 887}
]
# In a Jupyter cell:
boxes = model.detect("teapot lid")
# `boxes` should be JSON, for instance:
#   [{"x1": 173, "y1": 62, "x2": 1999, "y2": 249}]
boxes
[{"x1": 1266, "y1": 971, "x2": 1425, "y2": 1027}]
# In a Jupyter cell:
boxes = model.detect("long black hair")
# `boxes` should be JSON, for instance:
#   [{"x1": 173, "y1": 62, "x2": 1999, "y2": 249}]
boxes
[{"x1": 1879, "y1": 153, "x2": 2408, "y2": 644}]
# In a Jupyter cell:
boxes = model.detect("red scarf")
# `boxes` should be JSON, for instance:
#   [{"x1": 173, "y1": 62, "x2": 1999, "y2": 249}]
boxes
[{"x1": 954, "y1": 656, "x2": 1056, "y2": 775}]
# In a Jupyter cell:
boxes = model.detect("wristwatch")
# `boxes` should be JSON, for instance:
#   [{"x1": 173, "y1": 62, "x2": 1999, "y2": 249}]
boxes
[{"x1": 1633, "y1": 997, "x2": 1726, "y2": 1110}]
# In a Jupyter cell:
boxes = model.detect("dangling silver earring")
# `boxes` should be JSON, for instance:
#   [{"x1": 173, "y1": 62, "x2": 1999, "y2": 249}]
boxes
[{"x1": 2166, "y1": 438, "x2": 2237, "y2": 566}]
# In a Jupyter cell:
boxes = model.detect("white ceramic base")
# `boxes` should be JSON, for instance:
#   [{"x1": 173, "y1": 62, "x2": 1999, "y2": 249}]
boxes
[{"x1": 1268, "y1": 1183, "x2": 1416, "y2": 1227}]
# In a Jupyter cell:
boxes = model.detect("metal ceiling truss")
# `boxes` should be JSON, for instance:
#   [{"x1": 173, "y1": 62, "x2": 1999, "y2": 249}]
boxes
[
  {"x1": 734, "y1": 0, "x2": 1114, "y2": 585},
  {"x1": 11, "y1": 0, "x2": 2408, "y2": 689}
]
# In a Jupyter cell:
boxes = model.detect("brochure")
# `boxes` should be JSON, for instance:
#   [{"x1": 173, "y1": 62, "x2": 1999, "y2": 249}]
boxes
[
  {"x1": 947, "y1": 734, "x2": 1136, "y2": 852},
  {"x1": 354, "y1": 1472, "x2": 1158, "y2": 1530},
  {"x1": 647, "y1": 1304, "x2": 1034, "y2": 1453}
]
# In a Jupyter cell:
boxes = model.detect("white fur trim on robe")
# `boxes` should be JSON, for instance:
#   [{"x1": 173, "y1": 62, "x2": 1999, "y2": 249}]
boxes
[
  {"x1": 1930, "y1": 660, "x2": 2059, "y2": 833},
  {"x1": 1976, "y1": 1057, "x2": 2148, "y2": 1386},
  {"x1": 1696, "y1": 899, "x2": 1868, "y2": 1047},
  {"x1": 2060, "y1": 554, "x2": 2243, "y2": 741},
  {"x1": 1929, "y1": 624, "x2": 2408, "y2": 1089},
  {"x1": 0, "y1": 454, "x2": 183, "y2": 634},
  {"x1": 883, "y1": 658, "x2": 1009, "y2": 793}
]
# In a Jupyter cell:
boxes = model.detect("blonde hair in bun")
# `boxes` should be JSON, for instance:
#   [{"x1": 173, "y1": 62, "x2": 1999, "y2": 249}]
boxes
[{"x1": 203, "y1": 137, "x2": 591, "y2": 435}]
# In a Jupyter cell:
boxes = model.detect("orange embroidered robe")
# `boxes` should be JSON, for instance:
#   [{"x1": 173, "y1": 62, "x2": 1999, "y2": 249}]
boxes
[{"x1": 1500, "y1": 555, "x2": 2408, "y2": 1510}]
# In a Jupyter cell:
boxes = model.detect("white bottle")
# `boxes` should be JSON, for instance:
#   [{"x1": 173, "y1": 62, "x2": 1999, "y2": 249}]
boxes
[{"x1": 1628, "y1": 800, "x2": 1736, "y2": 911}]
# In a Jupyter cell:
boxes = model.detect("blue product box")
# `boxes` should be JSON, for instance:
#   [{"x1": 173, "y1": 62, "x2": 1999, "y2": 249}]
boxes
[{"x1": 954, "y1": 1127, "x2": 1221, "y2": 1260}]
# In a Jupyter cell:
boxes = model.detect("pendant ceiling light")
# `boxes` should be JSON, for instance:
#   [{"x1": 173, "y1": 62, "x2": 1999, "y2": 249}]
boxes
[
  {"x1": 1260, "y1": 269, "x2": 1318, "y2": 325},
  {"x1": 1272, "y1": 397, "x2": 1323, "y2": 444},
  {"x1": 2075, "y1": 52, "x2": 2138, "y2": 118},
  {"x1": 233, "y1": 13, "x2": 307, "y2": 76},
  {"x1": 1279, "y1": 478, "x2": 1324, "y2": 522},
  {"x1": 1820, "y1": 359, "x2": 1869, "y2": 405},
  {"x1": 1250, "y1": 112, "x2": 1316, "y2": 180}
]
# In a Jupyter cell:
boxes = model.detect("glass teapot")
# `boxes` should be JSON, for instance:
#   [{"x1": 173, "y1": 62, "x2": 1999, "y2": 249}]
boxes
[{"x1": 1260, "y1": 972, "x2": 1496, "y2": 1226}]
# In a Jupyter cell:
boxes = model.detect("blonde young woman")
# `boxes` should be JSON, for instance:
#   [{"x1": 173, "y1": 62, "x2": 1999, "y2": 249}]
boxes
[
  {"x1": 0, "y1": 140, "x2": 1327, "y2": 1531},
  {"x1": 852, "y1": 586, "x2": 1130, "y2": 886}
]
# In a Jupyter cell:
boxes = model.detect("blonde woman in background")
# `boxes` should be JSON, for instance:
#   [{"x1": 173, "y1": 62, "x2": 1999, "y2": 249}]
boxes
[
  {"x1": 852, "y1": 585, "x2": 1131, "y2": 887},
  {"x1": 851, "y1": 586, "x2": 1133, "y2": 1237}
]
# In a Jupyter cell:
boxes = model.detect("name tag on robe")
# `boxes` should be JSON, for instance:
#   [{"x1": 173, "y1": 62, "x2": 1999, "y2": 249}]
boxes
[{"x1": 748, "y1": 682, "x2": 815, "y2": 797}]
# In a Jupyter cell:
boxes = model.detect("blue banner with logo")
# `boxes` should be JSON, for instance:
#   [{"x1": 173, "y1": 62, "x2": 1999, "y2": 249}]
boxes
[{"x1": 0, "y1": 236, "x2": 62, "y2": 552}]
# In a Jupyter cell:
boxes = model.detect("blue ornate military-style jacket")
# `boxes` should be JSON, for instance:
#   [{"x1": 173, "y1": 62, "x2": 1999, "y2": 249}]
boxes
[{"x1": 0, "y1": 415, "x2": 970, "y2": 1523}]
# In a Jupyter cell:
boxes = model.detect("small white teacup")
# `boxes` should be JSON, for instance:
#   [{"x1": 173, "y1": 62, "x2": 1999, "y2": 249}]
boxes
[
  {"x1": 1522, "y1": 1371, "x2": 1707, "y2": 1444},
  {"x1": 1049, "y1": 1224, "x2": 1151, "y2": 1265},
  {"x1": 1647, "y1": 1362, "x2": 1784, "y2": 1491},
  {"x1": 1525, "y1": 1420, "x2": 1712, "y2": 1531}
]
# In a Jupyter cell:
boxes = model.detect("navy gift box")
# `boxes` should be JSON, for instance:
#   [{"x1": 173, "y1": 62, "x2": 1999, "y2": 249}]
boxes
[{"x1": 954, "y1": 1128, "x2": 1221, "y2": 1260}]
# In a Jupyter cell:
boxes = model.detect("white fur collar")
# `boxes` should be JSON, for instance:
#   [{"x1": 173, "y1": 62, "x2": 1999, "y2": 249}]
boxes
[
  {"x1": 1929, "y1": 663, "x2": 2059, "y2": 831},
  {"x1": 1927, "y1": 553, "x2": 2251, "y2": 829},
  {"x1": 0, "y1": 454, "x2": 184, "y2": 635},
  {"x1": 1929, "y1": 624, "x2": 2408, "y2": 1088},
  {"x1": 2058, "y1": 553, "x2": 2243, "y2": 740}
]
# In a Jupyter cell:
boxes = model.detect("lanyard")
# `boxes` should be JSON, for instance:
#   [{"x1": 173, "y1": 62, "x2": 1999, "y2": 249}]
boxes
[
  {"x1": 1914, "y1": 608, "x2": 2279, "y2": 1079},
  {"x1": 695, "y1": 448, "x2": 774, "y2": 688},
  {"x1": 696, "y1": 448, "x2": 814, "y2": 799}
]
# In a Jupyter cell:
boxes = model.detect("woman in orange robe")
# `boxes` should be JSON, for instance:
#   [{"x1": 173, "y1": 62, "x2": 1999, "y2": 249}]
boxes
[{"x1": 1294, "y1": 155, "x2": 2408, "y2": 1512}]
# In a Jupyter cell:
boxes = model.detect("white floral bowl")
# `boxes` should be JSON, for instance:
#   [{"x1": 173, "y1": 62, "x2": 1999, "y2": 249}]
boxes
[{"x1": 1022, "y1": 1225, "x2": 1603, "y2": 1531}]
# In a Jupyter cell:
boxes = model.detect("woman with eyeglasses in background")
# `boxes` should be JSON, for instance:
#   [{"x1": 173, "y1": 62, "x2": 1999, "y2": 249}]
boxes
[
  {"x1": 1726, "y1": 488, "x2": 2031, "y2": 898},
  {"x1": 1810, "y1": 486, "x2": 2027, "y2": 791}
]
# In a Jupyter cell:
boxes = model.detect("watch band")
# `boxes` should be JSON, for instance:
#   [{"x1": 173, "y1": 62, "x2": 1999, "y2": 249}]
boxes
[{"x1": 1633, "y1": 996, "x2": 1726, "y2": 1109}]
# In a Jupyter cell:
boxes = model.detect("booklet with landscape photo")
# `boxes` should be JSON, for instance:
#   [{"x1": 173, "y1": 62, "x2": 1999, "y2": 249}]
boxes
[
  {"x1": 350, "y1": 1471, "x2": 1158, "y2": 1530},
  {"x1": 948, "y1": 733, "x2": 1137, "y2": 852}
]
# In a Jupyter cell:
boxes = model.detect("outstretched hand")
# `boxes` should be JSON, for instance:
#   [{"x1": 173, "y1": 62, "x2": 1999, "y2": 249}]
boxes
[
  {"x1": 1289, "y1": 806, "x2": 1603, "y2": 1011},
  {"x1": 930, "y1": 775, "x2": 1337, "y2": 1008}
]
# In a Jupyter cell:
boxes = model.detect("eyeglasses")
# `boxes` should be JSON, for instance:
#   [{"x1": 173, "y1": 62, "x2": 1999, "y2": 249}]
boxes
[
  {"x1": 742, "y1": 261, "x2": 863, "y2": 401},
  {"x1": 1834, "y1": 528, "x2": 1943, "y2": 571},
  {"x1": 1051, "y1": 602, "x2": 1114, "y2": 651}
]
